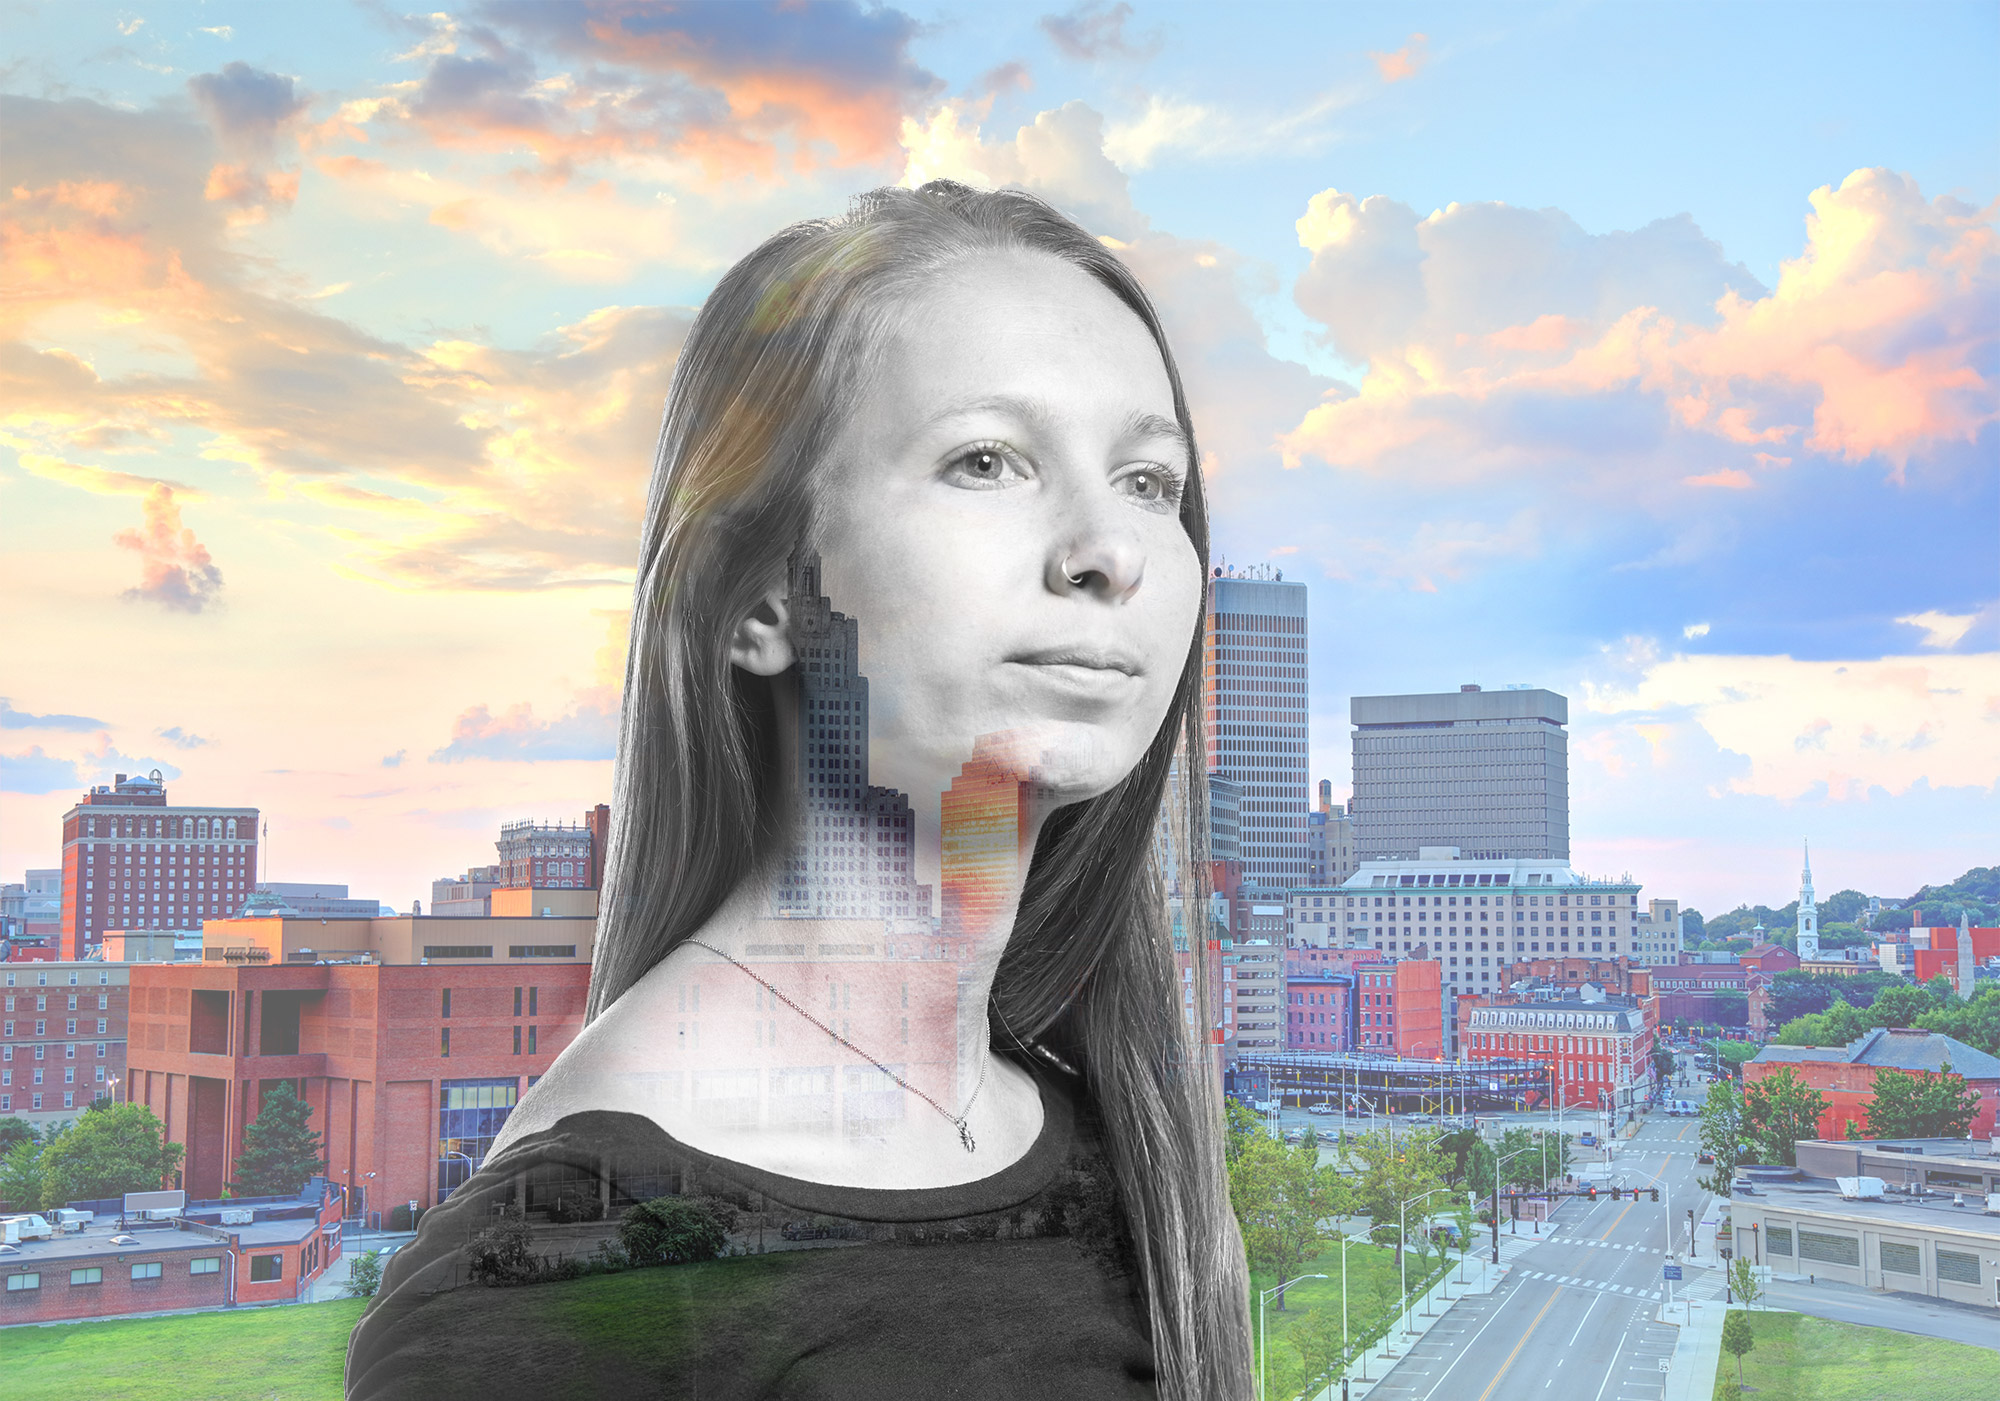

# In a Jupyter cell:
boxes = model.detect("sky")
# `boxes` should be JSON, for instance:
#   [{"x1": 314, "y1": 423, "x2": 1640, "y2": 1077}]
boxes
[{"x1": 1, "y1": 0, "x2": 1995, "y2": 920}]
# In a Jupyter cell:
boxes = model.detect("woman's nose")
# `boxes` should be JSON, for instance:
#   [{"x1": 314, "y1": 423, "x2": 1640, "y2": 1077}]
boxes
[{"x1": 1049, "y1": 525, "x2": 1147, "y2": 602}]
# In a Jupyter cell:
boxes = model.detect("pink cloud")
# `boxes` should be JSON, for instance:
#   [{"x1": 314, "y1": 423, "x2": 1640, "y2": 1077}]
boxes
[
  {"x1": 114, "y1": 484, "x2": 224, "y2": 613},
  {"x1": 1682, "y1": 469, "x2": 1755, "y2": 490},
  {"x1": 1369, "y1": 33, "x2": 1430, "y2": 84}
]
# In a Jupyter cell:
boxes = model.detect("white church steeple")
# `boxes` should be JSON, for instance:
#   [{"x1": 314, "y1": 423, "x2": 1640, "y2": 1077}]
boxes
[{"x1": 1797, "y1": 839, "x2": 1819, "y2": 959}]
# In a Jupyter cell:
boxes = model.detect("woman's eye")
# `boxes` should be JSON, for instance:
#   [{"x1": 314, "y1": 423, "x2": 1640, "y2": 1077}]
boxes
[
  {"x1": 943, "y1": 442, "x2": 1026, "y2": 488},
  {"x1": 1119, "y1": 464, "x2": 1185, "y2": 508}
]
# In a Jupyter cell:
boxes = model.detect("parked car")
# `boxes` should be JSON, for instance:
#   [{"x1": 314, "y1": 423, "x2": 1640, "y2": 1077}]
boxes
[
  {"x1": 1307, "y1": 1103, "x2": 1336, "y2": 1116},
  {"x1": 1283, "y1": 1128, "x2": 1306, "y2": 1145},
  {"x1": 1697, "y1": 1149, "x2": 1716, "y2": 1164},
  {"x1": 1579, "y1": 1131, "x2": 1598, "y2": 1147}
]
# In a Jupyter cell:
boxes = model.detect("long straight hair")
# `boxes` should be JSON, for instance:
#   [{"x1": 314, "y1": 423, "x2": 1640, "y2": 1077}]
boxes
[{"x1": 587, "y1": 180, "x2": 1253, "y2": 1399}]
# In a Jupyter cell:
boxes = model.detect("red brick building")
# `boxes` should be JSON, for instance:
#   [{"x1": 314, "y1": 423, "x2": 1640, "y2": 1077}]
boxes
[
  {"x1": 1461, "y1": 992, "x2": 1658, "y2": 1111},
  {"x1": 1740, "y1": 942, "x2": 1802, "y2": 975},
  {"x1": 0, "y1": 1181, "x2": 342, "y2": 1323},
  {"x1": 1744, "y1": 1028, "x2": 2000, "y2": 1139},
  {"x1": 1284, "y1": 968, "x2": 1353, "y2": 1052},
  {"x1": 57, "y1": 772, "x2": 259, "y2": 960},
  {"x1": 1354, "y1": 959, "x2": 1444, "y2": 1059},
  {"x1": 124, "y1": 958, "x2": 589, "y2": 1222},
  {"x1": 1, "y1": 960, "x2": 131, "y2": 1133}
]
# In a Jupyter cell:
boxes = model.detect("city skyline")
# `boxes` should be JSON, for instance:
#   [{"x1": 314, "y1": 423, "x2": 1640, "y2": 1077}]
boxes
[{"x1": 3, "y1": 3, "x2": 1995, "y2": 919}]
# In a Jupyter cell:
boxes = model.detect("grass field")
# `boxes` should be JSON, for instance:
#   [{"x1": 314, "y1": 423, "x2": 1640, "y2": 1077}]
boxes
[
  {"x1": 1249, "y1": 1238, "x2": 1460, "y2": 1398},
  {"x1": 1712, "y1": 1310, "x2": 2000, "y2": 1401},
  {"x1": 6, "y1": 1298, "x2": 367, "y2": 1401}
]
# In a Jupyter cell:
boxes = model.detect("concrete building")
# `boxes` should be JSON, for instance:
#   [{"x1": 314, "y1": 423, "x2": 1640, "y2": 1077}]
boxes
[
  {"x1": 1461, "y1": 992, "x2": 1657, "y2": 1111},
  {"x1": 56, "y1": 771, "x2": 259, "y2": 960},
  {"x1": 0, "y1": 959, "x2": 131, "y2": 1131},
  {"x1": 1229, "y1": 937, "x2": 1284, "y2": 1060},
  {"x1": 1202, "y1": 565, "x2": 1310, "y2": 898},
  {"x1": 1745, "y1": 1028, "x2": 2000, "y2": 1139},
  {"x1": 429, "y1": 865, "x2": 502, "y2": 918},
  {"x1": 1730, "y1": 1150, "x2": 2000, "y2": 1310},
  {"x1": 1630, "y1": 897, "x2": 1684, "y2": 966},
  {"x1": 1350, "y1": 685, "x2": 1568, "y2": 862},
  {"x1": 1305, "y1": 781, "x2": 1356, "y2": 887},
  {"x1": 3, "y1": 870, "x2": 61, "y2": 947},
  {"x1": 0, "y1": 1178, "x2": 343, "y2": 1323},
  {"x1": 254, "y1": 883, "x2": 381, "y2": 920}
]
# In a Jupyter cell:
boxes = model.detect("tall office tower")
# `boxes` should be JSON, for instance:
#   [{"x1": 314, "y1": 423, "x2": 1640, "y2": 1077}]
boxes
[
  {"x1": 1796, "y1": 840, "x2": 1819, "y2": 960},
  {"x1": 775, "y1": 547, "x2": 932, "y2": 924},
  {"x1": 1350, "y1": 685, "x2": 1569, "y2": 862},
  {"x1": 1202, "y1": 565, "x2": 1309, "y2": 898},
  {"x1": 58, "y1": 772, "x2": 259, "y2": 959}
]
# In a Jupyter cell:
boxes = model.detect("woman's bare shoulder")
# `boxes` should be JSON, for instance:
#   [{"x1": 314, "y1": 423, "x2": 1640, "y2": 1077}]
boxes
[{"x1": 489, "y1": 1002, "x2": 690, "y2": 1158}]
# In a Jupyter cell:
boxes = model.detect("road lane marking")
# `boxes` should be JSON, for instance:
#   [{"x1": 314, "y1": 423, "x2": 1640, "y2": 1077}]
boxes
[
  {"x1": 1590, "y1": 1323, "x2": 1634, "y2": 1401},
  {"x1": 1566, "y1": 1288, "x2": 1602, "y2": 1346},
  {"x1": 1475, "y1": 1286, "x2": 1566, "y2": 1401}
]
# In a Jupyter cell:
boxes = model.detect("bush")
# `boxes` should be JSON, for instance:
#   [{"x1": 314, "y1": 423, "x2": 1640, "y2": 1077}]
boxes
[
  {"x1": 388, "y1": 1203, "x2": 426, "y2": 1232},
  {"x1": 343, "y1": 1249, "x2": 385, "y2": 1299},
  {"x1": 546, "y1": 1191, "x2": 606, "y2": 1224},
  {"x1": 618, "y1": 1196, "x2": 729, "y2": 1268},
  {"x1": 465, "y1": 1204, "x2": 539, "y2": 1286}
]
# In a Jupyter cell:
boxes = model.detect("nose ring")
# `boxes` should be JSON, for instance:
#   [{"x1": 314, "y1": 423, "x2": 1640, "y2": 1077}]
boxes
[{"x1": 1062, "y1": 555, "x2": 1085, "y2": 586}]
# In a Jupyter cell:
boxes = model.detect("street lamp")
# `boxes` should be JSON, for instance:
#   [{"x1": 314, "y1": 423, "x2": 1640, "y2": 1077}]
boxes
[
  {"x1": 1491, "y1": 1145, "x2": 1536, "y2": 1262},
  {"x1": 1259, "y1": 1273, "x2": 1328, "y2": 1400},
  {"x1": 439, "y1": 1149, "x2": 475, "y2": 1202},
  {"x1": 1395, "y1": 1187, "x2": 1457, "y2": 1345}
]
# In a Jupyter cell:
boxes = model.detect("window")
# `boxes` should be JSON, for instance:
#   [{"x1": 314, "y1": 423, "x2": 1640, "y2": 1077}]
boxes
[
  {"x1": 528, "y1": 1025, "x2": 538, "y2": 1054},
  {"x1": 441, "y1": 987, "x2": 452, "y2": 1018},
  {"x1": 441, "y1": 1027, "x2": 451, "y2": 1057},
  {"x1": 250, "y1": 1255, "x2": 283, "y2": 1282},
  {"x1": 1937, "y1": 1249, "x2": 1981, "y2": 1285},
  {"x1": 190, "y1": 1256, "x2": 221, "y2": 1275},
  {"x1": 131, "y1": 1261, "x2": 162, "y2": 1280},
  {"x1": 6, "y1": 1272, "x2": 39, "y2": 1291},
  {"x1": 513, "y1": 1026, "x2": 522, "y2": 1056},
  {"x1": 70, "y1": 1267, "x2": 103, "y2": 1286},
  {"x1": 1797, "y1": 1230, "x2": 1859, "y2": 1267},
  {"x1": 1879, "y1": 1241, "x2": 1921, "y2": 1276},
  {"x1": 424, "y1": 946, "x2": 493, "y2": 960},
  {"x1": 529, "y1": 987, "x2": 538, "y2": 1016},
  {"x1": 513, "y1": 987, "x2": 523, "y2": 1017},
  {"x1": 508, "y1": 945, "x2": 575, "y2": 959}
]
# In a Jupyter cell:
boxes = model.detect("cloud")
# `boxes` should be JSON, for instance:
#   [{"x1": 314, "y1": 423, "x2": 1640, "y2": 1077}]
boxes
[
  {"x1": 1897, "y1": 609, "x2": 1977, "y2": 649},
  {"x1": 429, "y1": 687, "x2": 619, "y2": 762},
  {"x1": 114, "y1": 484, "x2": 223, "y2": 612},
  {"x1": 381, "y1": 750, "x2": 407, "y2": 768},
  {"x1": 348, "y1": 2, "x2": 941, "y2": 183},
  {"x1": 1368, "y1": 33, "x2": 1429, "y2": 83},
  {"x1": 155, "y1": 726, "x2": 208, "y2": 749},
  {"x1": 1040, "y1": 3, "x2": 1158, "y2": 62},
  {"x1": 1102, "y1": 84, "x2": 1366, "y2": 170},
  {"x1": 187, "y1": 62, "x2": 309, "y2": 157},
  {"x1": 1283, "y1": 169, "x2": 1998, "y2": 484},
  {"x1": 900, "y1": 98, "x2": 1145, "y2": 241},
  {"x1": 1682, "y1": 622, "x2": 1711, "y2": 640},
  {"x1": 1, "y1": 745, "x2": 82, "y2": 794},
  {"x1": 2, "y1": 699, "x2": 109, "y2": 731},
  {"x1": 14, "y1": 452, "x2": 200, "y2": 498},
  {"x1": 1581, "y1": 648, "x2": 2000, "y2": 802}
]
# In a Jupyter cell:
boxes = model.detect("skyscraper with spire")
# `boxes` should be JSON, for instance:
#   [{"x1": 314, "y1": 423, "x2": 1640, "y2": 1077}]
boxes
[{"x1": 1797, "y1": 840, "x2": 1818, "y2": 959}]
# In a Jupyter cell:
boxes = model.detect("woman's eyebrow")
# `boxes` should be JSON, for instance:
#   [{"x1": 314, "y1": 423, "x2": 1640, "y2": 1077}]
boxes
[{"x1": 916, "y1": 394, "x2": 1191, "y2": 457}]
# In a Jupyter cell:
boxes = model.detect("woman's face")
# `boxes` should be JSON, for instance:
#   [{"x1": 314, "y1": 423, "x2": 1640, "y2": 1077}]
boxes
[{"x1": 813, "y1": 250, "x2": 1203, "y2": 806}]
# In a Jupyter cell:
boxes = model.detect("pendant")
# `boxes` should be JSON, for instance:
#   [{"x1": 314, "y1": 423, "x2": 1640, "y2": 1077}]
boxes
[{"x1": 958, "y1": 1119, "x2": 976, "y2": 1153}]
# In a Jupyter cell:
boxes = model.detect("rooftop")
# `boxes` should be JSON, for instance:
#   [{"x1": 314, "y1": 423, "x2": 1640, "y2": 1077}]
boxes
[
  {"x1": 1735, "y1": 1172, "x2": 2000, "y2": 1241},
  {"x1": 1335, "y1": 854, "x2": 1637, "y2": 893},
  {"x1": 1750, "y1": 1027, "x2": 2000, "y2": 1080}
]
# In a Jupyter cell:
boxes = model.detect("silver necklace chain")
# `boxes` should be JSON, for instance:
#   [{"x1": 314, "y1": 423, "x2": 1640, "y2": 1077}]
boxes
[{"x1": 683, "y1": 939, "x2": 990, "y2": 1152}]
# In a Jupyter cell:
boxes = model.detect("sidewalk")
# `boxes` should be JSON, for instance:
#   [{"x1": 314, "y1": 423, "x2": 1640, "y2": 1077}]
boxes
[
  {"x1": 1660, "y1": 1194, "x2": 1732, "y2": 1401},
  {"x1": 303, "y1": 1229, "x2": 417, "y2": 1303},
  {"x1": 1313, "y1": 1243, "x2": 1528, "y2": 1401}
]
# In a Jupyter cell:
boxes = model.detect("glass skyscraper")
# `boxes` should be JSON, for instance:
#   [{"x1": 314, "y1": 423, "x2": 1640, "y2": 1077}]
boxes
[{"x1": 1202, "y1": 566, "x2": 1310, "y2": 896}]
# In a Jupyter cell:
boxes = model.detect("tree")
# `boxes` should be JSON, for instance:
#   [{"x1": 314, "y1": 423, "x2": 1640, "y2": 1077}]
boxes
[
  {"x1": 230, "y1": 1081, "x2": 326, "y2": 1197},
  {"x1": 1862, "y1": 1064, "x2": 1984, "y2": 1139},
  {"x1": 1289, "y1": 1306, "x2": 1345, "y2": 1391},
  {"x1": 1865, "y1": 984, "x2": 1938, "y2": 1028},
  {"x1": 618, "y1": 1195, "x2": 728, "y2": 1267},
  {"x1": 1710, "y1": 990, "x2": 1749, "y2": 1028},
  {"x1": 1346, "y1": 1125, "x2": 1448, "y2": 1270},
  {"x1": 36, "y1": 1102, "x2": 184, "y2": 1206},
  {"x1": 1, "y1": 1138, "x2": 45, "y2": 1213},
  {"x1": 1696, "y1": 1082, "x2": 1746, "y2": 1196},
  {"x1": 344, "y1": 1248, "x2": 386, "y2": 1298},
  {"x1": 1229, "y1": 1130, "x2": 1350, "y2": 1308},
  {"x1": 1652, "y1": 1045, "x2": 1677, "y2": 1086},
  {"x1": 1223, "y1": 1098, "x2": 1264, "y2": 1165},
  {"x1": 1721, "y1": 1309, "x2": 1756, "y2": 1386},
  {"x1": 1915, "y1": 985, "x2": 2000, "y2": 1057},
  {"x1": 1742, "y1": 1067, "x2": 1829, "y2": 1165},
  {"x1": 0, "y1": 1117, "x2": 35, "y2": 1157},
  {"x1": 1729, "y1": 1255, "x2": 1763, "y2": 1310}
]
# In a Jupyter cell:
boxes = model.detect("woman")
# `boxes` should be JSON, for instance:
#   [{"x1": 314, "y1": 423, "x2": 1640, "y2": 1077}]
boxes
[{"x1": 345, "y1": 180, "x2": 1252, "y2": 1400}]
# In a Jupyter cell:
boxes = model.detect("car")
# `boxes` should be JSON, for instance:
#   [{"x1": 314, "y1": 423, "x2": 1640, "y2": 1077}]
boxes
[
  {"x1": 1697, "y1": 1149, "x2": 1716, "y2": 1164},
  {"x1": 1579, "y1": 1131, "x2": 1598, "y2": 1146},
  {"x1": 1307, "y1": 1103, "x2": 1336, "y2": 1116},
  {"x1": 1283, "y1": 1128, "x2": 1305, "y2": 1145}
]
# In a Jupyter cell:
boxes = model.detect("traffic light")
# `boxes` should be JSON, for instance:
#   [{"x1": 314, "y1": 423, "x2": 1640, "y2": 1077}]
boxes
[
  {"x1": 1650, "y1": 1188, "x2": 1660, "y2": 1202},
  {"x1": 1610, "y1": 1186, "x2": 1621, "y2": 1201},
  {"x1": 1587, "y1": 1184, "x2": 1598, "y2": 1200}
]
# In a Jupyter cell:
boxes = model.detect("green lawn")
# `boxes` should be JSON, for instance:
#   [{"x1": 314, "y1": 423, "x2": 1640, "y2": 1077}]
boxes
[
  {"x1": 1713, "y1": 1310, "x2": 2000, "y2": 1401},
  {"x1": 5, "y1": 1298, "x2": 367, "y2": 1401},
  {"x1": 1250, "y1": 1239, "x2": 1461, "y2": 1400}
]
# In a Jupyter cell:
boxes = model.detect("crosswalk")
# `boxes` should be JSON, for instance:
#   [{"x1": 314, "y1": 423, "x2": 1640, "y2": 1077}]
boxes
[
  {"x1": 1514, "y1": 1268, "x2": 1664, "y2": 1301},
  {"x1": 1537, "y1": 1235, "x2": 1668, "y2": 1254}
]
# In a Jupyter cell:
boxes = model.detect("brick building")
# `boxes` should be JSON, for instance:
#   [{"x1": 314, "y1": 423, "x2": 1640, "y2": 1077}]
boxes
[
  {"x1": 1744, "y1": 1028, "x2": 2000, "y2": 1139},
  {"x1": 1, "y1": 959, "x2": 130, "y2": 1131},
  {"x1": 1354, "y1": 959, "x2": 1444, "y2": 1059},
  {"x1": 1461, "y1": 991, "x2": 1658, "y2": 1111},
  {"x1": 57, "y1": 771, "x2": 259, "y2": 960},
  {"x1": 1284, "y1": 967, "x2": 1354, "y2": 1052},
  {"x1": 494, "y1": 804, "x2": 610, "y2": 892},
  {"x1": 0, "y1": 1180, "x2": 342, "y2": 1323}
]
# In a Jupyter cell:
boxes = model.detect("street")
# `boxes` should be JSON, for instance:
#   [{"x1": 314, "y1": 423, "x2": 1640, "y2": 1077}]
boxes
[{"x1": 1362, "y1": 1111, "x2": 1717, "y2": 1401}]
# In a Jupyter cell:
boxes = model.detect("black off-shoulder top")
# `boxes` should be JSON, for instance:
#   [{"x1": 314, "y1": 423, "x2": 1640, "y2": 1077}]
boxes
[{"x1": 343, "y1": 1049, "x2": 1157, "y2": 1399}]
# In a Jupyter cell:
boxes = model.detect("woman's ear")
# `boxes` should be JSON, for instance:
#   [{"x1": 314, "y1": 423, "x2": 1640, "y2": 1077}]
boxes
[{"x1": 728, "y1": 584, "x2": 794, "y2": 676}]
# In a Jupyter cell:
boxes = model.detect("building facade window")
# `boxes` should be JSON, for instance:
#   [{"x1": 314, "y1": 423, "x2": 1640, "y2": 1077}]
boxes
[{"x1": 250, "y1": 1255, "x2": 283, "y2": 1282}]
